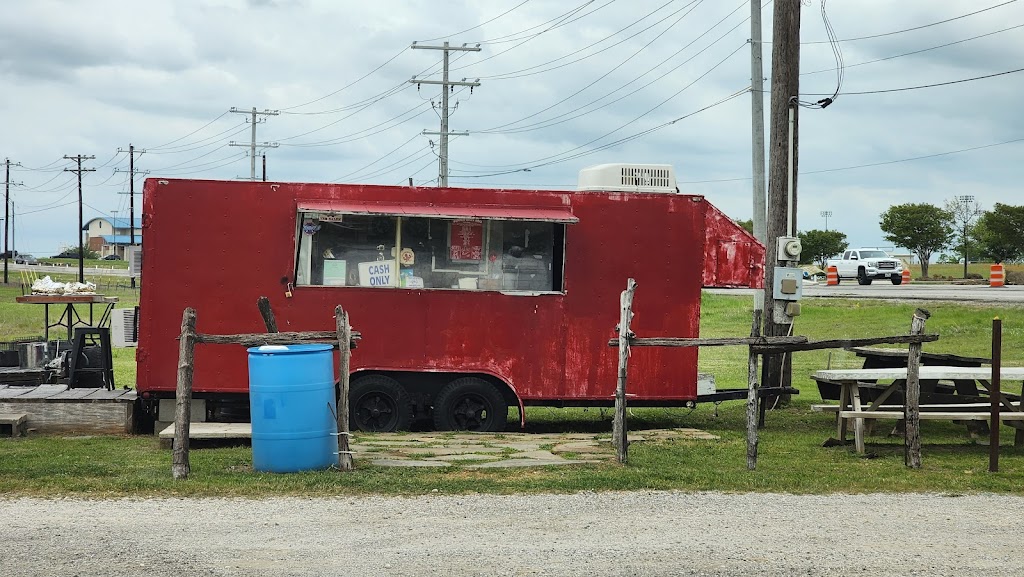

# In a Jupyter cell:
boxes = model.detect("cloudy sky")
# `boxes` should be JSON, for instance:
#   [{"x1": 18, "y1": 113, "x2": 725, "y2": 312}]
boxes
[{"x1": 1, "y1": 0, "x2": 1022, "y2": 257}]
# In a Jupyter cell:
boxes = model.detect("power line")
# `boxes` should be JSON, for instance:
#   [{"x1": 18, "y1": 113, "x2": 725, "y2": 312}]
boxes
[
  {"x1": 279, "y1": 2, "x2": 535, "y2": 114},
  {"x1": 145, "y1": 122, "x2": 250, "y2": 153},
  {"x1": 801, "y1": 67, "x2": 1024, "y2": 96},
  {"x1": 475, "y1": 0, "x2": 688, "y2": 81},
  {"x1": 418, "y1": 0, "x2": 533, "y2": 43},
  {"x1": 454, "y1": 87, "x2": 749, "y2": 176},
  {"x1": 457, "y1": 45, "x2": 749, "y2": 173},
  {"x1": 678, "y1": 137, "x2": 1024, "y2": 184},
  {"x1": 475, "y1": 0, "x2": 750, "y2": 135},
  {"x1": 146, "y1": 111, "x2": 229, "y2": 150},
  {"x1": 762, "y1": 0, "x2": 1019, "y2": 45},
  {"x1": 477, "y1": 0, "x2": 709, "y2": 133},
  {"x1": 801, "y1": 23, "x2": 1024, "y2": 77}
]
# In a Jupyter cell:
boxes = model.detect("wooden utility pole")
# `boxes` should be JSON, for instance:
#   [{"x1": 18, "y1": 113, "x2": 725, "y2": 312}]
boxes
[
  {"x1": 761, "y1": 1, "x2": 802, "y2": 394},
  {"x1": 613, "y1": 278, "x2": 637, "y2": 464},
  {"x1": 410, "y1": 41, "x2": 481, "y2": 187},
  {"x1": 2, "y1": 158, "x2": 23, "y2": 284},
  {"x1": 63, "y1": 155, "x2": 96, "y2": 284},
  {"x1": 115, "y1": 145, "x2": 148, "y2": 289}
]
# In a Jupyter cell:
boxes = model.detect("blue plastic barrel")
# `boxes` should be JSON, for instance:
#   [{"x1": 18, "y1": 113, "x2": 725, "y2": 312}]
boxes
[{"x1": 247, "y1": 344, "x2": 339, "y2": 473}]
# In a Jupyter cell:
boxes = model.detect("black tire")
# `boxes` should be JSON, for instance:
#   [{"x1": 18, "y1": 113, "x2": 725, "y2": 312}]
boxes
[
  {"x1": 857, "y1": 268, "x2": 872, "y2": 285},
  {"x1": 349, "y1": 374, "x2": 413, "y2": 432},
  {"x1": 891, "y1": 275, "x2": 903, "y2": 285},
  {"x1": 432, "y1": 377, "x2": 508, "y2": 432}
]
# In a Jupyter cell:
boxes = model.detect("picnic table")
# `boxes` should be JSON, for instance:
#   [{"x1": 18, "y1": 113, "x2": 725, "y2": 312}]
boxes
[
  {"x1": 815, "y1": 347, "x2": 994, "y2": 404},
  {"x1": 813, "y1": 366, "x2": 1024, "y2": 454},
  {"x1": 14, "y1": 294, "x2": 118, "y2": 342}
]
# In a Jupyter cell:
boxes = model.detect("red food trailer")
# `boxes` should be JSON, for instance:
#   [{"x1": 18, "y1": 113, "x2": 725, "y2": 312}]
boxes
[{"x1": 137, "y1": 164, "x2": 763, "y2": 432}]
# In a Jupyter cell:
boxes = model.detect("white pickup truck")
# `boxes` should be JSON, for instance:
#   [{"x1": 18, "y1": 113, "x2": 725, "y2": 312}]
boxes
[{"x1": 829, "y1": 248, "x2": 905, "y2": 285}]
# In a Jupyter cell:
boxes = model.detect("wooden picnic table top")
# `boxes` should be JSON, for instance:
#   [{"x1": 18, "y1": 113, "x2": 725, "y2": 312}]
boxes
[
  {"x1": 16, "y1": 294, "x2": 117, "y2": 304},
  {"x1": 848, "y1": 346, "x2": 990, "y2": 365},
  {"x1": 814, "y1": 366, "x2": 1024, "y2": 382}
]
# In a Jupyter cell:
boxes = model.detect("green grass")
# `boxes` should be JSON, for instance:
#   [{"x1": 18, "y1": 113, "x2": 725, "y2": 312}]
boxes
[
  {"x1": 911, "y1": 262, "x2": 1022, "y2": 280},
  {"x1": 37, "y1": 258, "x2": 129, "y2": 269},
  {"x1": 1, "y1": 292, "x2": 1024, "y2": 496}
]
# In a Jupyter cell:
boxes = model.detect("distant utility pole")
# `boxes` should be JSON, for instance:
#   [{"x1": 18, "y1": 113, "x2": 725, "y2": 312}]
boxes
[
  {"x1": 229, "y1": 107, "x2": 279, "y2": 181},
  {"x1": 410, "y1": 41, "x2": 481, "y2": 187},
  {"x1": 820, "y1": 210, "x2": 832, "y2": 231},
  {"x1": 115, "y1": 144, "x2": 148, "y2": 288},
  {"x1": 762, "y1": 0, "x2": 802, "y2": 394},
  {"x1": 64, "y1": 155, "x2": 96, "y2": 284},
  {"x1": 749, "y1": 0, "x2": 765, "y2": 315},
  {"x1": 2, "y1": 158, "x2": 23, "y2": 284}
]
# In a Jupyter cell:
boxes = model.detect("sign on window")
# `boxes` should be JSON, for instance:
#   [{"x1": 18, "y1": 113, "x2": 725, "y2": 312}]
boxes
[{"x1": 449, "y1": 220, "x2": 483, "y2": 262}]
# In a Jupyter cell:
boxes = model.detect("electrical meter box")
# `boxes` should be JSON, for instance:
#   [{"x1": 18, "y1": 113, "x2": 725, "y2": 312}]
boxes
[
  {"x1": 773, "y1": 266, "x2": 803, "y2": 301},
  {"x1": 777, "y1": 237, "x2": 802, "y2": 262}
]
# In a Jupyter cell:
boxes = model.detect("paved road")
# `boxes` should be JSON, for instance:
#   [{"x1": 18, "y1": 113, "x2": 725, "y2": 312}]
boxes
[
  {"x1": 706, "y1": 283, "x2": 1024, "y2": 304},
  {"x1": 3, "y1": 492, "x2": 1022, "y2": 576}
]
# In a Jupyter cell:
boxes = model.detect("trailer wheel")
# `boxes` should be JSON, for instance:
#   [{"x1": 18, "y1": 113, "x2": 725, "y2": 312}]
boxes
[
  {"x1": 350, "y1": 375, "x2": 413, "y2": 432},
  {"x1": 432, "y1": 377, "x2": 508, "y2": 432}
]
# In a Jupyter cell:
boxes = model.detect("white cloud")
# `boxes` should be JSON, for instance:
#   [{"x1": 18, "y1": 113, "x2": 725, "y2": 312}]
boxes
[{"x1": 1, "y1": 0, "x2": 1023, "y2": 255}]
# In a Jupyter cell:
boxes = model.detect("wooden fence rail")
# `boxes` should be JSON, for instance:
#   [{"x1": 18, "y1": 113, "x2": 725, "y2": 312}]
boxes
[
  {"x1": 610, "y1": 278, "x2": 937, "y2": 470},
  {"x1": 172, "y1": 299, "x2": 357, "y2": 480}
]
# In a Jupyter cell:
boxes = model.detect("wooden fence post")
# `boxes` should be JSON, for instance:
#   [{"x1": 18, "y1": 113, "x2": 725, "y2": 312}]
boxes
[
  {"x1": 257, "y1": 296, "x2": 279, "y2": 333},
  {"x1": 990, "y1": 317, "x2": 1002, "y2": 473},
  {"x1": 746, "y1": 309, "x2": 762, "y2": 470},
  {"x1": 335, "y1": 306, "x2": 354, "y2": 471},
  {"x1": 172, "y1": 307, "x2": 197, "y2": 480},
  {"x1": 904, "y1": 308, "x2": 930, "y2": 468},
  {"x1": 613, "y1": 279, "x2": 637, "y2": 464}
]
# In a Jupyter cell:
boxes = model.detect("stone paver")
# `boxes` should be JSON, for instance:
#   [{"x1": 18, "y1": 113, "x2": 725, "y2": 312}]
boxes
[
  {"x1": 370, "y1": 459, "x2": 451, "y2": 467},
  {"x1": 354, "y1": 427, "x2": 716, "y2": 468}
]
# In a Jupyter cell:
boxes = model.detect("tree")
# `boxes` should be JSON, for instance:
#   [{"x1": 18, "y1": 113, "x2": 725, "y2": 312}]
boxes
[
  {"x1": 798, "y1": 229, "x2": 848, "y2": 268},
  {"x1": 879, "y1": 203, "x2": 953, "y2": 278},
  {"x1": 735, "y1": 219, "x2": 754, "y2": 235},
  {"x1": 975, "y1": 203, "x2": 1024, "y2": 264},
  {"x1": 943, "y1": 196, "x2": 982, "y2": 278}
]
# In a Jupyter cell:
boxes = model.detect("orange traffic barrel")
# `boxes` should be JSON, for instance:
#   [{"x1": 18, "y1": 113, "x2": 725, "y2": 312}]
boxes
[
  {"x1": 826, "y1": 265, "x2": 839, "y2": 286},
  {"x1": 990, "y1": 264, "x2": 1005, "y2": 287},
  {"x1": 901, "y1": 268, "x2": 911, "y2": 284}
]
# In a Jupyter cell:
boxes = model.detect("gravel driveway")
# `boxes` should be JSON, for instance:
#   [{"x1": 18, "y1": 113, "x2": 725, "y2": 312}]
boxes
[{"x1": 3, "y1": 491, "x2": 1022, "y2": 576}]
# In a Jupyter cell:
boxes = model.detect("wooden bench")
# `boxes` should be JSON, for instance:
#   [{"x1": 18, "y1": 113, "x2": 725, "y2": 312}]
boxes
[{"x1": 0, "y1": 412, "x2": 28, "y2": 437}]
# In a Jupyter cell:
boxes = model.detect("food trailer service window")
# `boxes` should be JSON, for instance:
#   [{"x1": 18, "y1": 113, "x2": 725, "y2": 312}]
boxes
[{"x1": 294, "y1": 201, "x2": 576, "y2": 293}]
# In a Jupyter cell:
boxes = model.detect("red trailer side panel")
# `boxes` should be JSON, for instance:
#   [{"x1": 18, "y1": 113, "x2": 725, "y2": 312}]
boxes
[
  {"x1": 138, "y1": 180, "x2": 753, "y2": 405},
  {"x1": 702, "y1": 203, "x2": 765, "y2": 289}
]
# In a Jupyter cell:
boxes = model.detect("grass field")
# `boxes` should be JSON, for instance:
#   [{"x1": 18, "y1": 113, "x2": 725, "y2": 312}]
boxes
[
  {"x1": 36, "y1": 258, "x2": 129, "y2": 269},
  {"x1": 902, "y1": 262, "x2": 1021, "y2": 280},
  {"x1": 2, "y1": 290, "x2": 1024, "y2": 496}
]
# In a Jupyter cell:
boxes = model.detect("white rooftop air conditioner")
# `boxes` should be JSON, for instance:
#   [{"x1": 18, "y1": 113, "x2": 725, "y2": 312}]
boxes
[
  {"x1": 577, "y1": 163, "x2": 678, "y2": 193},
  {"x1": 126, "y1": 245, "x2": 142, "y2": 278},
  {"x1": 110, "y1": 307, "x2": 139, "y2": 348}
]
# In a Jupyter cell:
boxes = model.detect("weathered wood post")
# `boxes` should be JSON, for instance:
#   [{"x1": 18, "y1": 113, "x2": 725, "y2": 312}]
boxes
[
  {"x1": 904, "y1": 308, "x2": 930, "y2": 468},
  {"x1": 746, "y1": 309, "x2": 762, "y2": 470},
  {"x1": 172, "y1": 307, "x2": 197, "y2": 480},
  {"x1": 612, "y1": 278, "x2": 637, "y2": 464},
  {"x1": 257, "y1": 296, "x2": 279, "y2": 333},
  {"x1": 335, "y1": 306, "x2": 354, "y2": 471},
  {"x1": 990, "y1": 316, "x2": 1002, "y2": 473}
]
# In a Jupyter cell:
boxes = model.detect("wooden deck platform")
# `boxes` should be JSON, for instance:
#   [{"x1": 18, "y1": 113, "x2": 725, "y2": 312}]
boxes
[
  {"x1": 0, "y1": 384, "x2": 136, "y2": 434},
  {"x1": 158, "y1": 422, "x2": 252, "y2": 449}
]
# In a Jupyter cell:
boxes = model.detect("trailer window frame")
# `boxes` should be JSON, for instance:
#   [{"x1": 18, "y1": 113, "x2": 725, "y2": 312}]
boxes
[{"x1": 293, "y1": 203, "x2": 575, "y2": 294}]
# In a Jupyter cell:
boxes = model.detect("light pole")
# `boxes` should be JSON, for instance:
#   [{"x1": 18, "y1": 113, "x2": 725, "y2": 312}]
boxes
[
  {"x1": 958, "y1": 195, "x2": 975, "y2": 279},
  {"x1": 820, "y1": 210, "x2": 832, "y2": 231}
]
